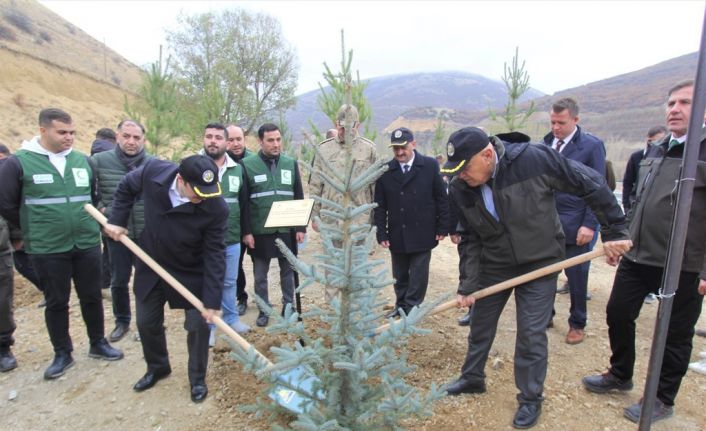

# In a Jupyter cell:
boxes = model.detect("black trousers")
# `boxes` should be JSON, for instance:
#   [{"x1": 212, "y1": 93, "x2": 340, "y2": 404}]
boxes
[
  {"x1": 0, "y1": 254, "x2": 15, "y2": 347},
  {"x1": 100, "y1": 236, "x2": 111, "y2": 290},
  {"x1": 390, "y1": 250, "x2": 431, "y2": 314},
  {"x1": 30, "y1": 246, "x2": 104, "y2": 353},
  {"x1": 13, "y1": 249, "x2": 42, "y2": 291},
  {"x1": 606, "y1": 259, "x2": 703, "y2": 406},
  {"x1": 460, "y1": 271, "x2": 557, "y2": 406},
  {"x1": 236, "y1": 242, "x2": 248, "y2": 303},
  {"x1": 135, "y1": 282, "x2": 210, "y2": 386}
]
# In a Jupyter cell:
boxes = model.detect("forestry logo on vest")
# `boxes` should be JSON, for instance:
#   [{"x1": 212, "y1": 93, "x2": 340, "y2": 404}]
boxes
[
  {"x1": 281, "y1": 170, "x2": 292, "y2": 185},
  {"x1": 229, "y1": 176, "x2": 240, "y2": 192},
  {"x1": 72, "y1": 168, "x2": 89, "y2": 187}
]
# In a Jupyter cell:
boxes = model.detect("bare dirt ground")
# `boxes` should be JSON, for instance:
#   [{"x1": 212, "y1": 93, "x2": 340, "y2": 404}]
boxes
[{"x1": 2, "y1": 232, "x2": 705, "y2": 430}]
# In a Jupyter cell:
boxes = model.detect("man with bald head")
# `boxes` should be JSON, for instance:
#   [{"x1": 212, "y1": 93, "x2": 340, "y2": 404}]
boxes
[
  {"x1": 92, "y1": 119, "x2": 153, "y2": 342},
  {"x1": 441, "y1": 127, "x2": 631, "y2": 429}
]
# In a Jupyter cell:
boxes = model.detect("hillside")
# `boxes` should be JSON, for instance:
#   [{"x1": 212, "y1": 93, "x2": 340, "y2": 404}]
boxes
[
  {"x1": 0, "y1": 0, "x2": 143, "y2": 153},
  {"x1": 288, "y1": 53, "x2": 698, "y2": 171},
  {"x1": 532, "y1": 52, "x2": 698, "y2": 141},
  {"x1": 285, "y1": 71, "x2": 544, "y2": 141}
]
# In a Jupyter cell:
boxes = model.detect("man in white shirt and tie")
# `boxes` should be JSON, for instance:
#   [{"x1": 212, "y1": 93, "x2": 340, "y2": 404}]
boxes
[{"x1": 373, "y1": 127, "x2": 449, "y2": 318}]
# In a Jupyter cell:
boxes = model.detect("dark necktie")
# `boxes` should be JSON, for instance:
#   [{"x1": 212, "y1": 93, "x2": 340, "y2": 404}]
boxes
[
  {"x1": 268, "y1": 158, "x2": 277, "y2": 173},
  {"x1": 556, "y1": 140, "x2": 565, "y2": 152},
  {"x1": 403, "y1": 164, "x2": 410, "y2": 174}
]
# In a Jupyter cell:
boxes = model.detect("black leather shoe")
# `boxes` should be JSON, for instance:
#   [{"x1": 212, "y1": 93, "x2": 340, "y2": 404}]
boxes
[
  {"x1": 384, "y1": 309, "x2": 400, "y2": 319},
  {"x1": 133, "y1": 368, "x2": 171, "y2": 392},
  {"x1": 44, "y1": 351, "x2": 74, "y2": 380},
  {"x1": 445, "y1": 378, "x2": 486, "y2": 395},
  {"x1": 256, "y1": 311, "x2": 269, "y2": 327},
  {"x1": 108, "y1": 323, "x2": 130, "y2": 342},
  {"x1": 237, "y1": 301, "x2": 247, "y2": 316},
  {"x1": 190, "y1": 383, "x2": 208, "y2": 402},
  {"x1": 458, "y1": 310, "x2": 472, "y2": 327},
  {"x1": 88, "y1": 338, "x2": 124, "y2": 361},
  {"x1": 512, "y1": 403, "x2": 541, "y2": 429},
  {"x1": 0, "y1": 346, "x2": 18, "y2": 372},
  {"x1": 582, "y1": 372, "x2": 633, "y2": 394}
]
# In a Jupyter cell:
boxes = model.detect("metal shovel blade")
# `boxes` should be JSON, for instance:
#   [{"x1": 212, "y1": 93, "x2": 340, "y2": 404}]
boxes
[
  {"x1": 85, "y1": 204, "x2": 321, "y2": 414},
  {"x1": 269, "y1": 365, "x2": 323, "y2": 414}
]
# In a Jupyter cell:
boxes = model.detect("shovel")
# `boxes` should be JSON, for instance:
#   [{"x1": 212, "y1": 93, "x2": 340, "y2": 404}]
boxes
[
  {"x1": 85, "y1": 204, "x2": 319, "y2": 414},
  {"x1": 374, "y1": 248, "x2": 605, "y2": 335}
]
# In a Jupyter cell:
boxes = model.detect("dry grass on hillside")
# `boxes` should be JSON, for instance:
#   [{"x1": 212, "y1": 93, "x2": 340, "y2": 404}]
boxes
[{"x1": 0, "y1": 48, "x2": 136, "y2": 153}]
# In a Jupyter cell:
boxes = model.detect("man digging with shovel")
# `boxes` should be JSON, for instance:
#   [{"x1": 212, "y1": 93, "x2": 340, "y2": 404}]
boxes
[
  {"x1": 441, "y1": 128, "x2": 632, "y2": 429},
  {"x1": 103, "y1": 155, "x2": 228, "y2": 403}
]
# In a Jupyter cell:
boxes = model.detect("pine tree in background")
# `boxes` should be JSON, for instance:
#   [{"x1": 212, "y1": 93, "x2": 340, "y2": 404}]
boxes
[
  {"x1": 488, "y1": 46, "x2": 536, "y2": 133},
  {"x1": 227, "y1": 46, "x2": 444, "y2": 431},
  {"x1": 305, "y1": 30, "x2": 376, "y2": 159},
  {"x1": 430, "y1": 112, "x2": 448, "y2": 157},
  {"x1": 124, "y1": 46, "x2": 183, "y2": 158}
]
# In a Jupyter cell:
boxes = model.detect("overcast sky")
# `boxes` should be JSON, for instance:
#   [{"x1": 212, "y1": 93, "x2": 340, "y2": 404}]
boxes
[{"x1": 40, "y1": 1, "x2": 705, "y2": 96}]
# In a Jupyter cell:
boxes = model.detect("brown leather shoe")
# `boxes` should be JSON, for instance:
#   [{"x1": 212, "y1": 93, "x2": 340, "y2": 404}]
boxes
[{"x1": 566, "y1": 328, "x2": 585, "y2": 345}]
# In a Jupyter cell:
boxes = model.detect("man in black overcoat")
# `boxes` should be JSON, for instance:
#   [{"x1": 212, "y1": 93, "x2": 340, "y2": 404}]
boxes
[
  {"x1": 374, "y1": 127, "x2": 449, "y2": 317},
  {"x1": 103, "y1": 155, "x2": 228, "y2": 403}
]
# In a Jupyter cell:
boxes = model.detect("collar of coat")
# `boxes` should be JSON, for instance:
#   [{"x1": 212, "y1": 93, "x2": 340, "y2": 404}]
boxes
[
  {"x1": 386, "y1": 149, "x2": 423, "y2": 171},
  {"x1": 543, "y1": 125, "x2": 586, "y2": 152},
  {"x1": 149, "y1": 160, "x2": 199, "y2": 214}
]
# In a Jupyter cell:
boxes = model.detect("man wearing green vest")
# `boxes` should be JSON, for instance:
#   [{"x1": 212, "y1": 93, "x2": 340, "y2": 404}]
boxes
[
  {"x1": 92, "y1": 119, "x2": 152, "y2": 342},
  {"x1": 201, "y1": 123, "x2": 251, "y2": 345},
  {"x1": 226, "y1": 124, "x2": 254, "y2": 316},
  {"x1": 241, "y1": 123, "x2": 305, "y2": 327},
  {"x1": 0, "y1": 108, "x2": 124, "y2": 380}
]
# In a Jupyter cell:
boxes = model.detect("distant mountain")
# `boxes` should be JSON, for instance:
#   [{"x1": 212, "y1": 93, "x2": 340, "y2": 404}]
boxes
[
  {"x1": 285, "y1": 71, "x2": 545, "y2": 140},
  {"x1": 527, "y1": 52, "x2": 698, "y2": 150}
]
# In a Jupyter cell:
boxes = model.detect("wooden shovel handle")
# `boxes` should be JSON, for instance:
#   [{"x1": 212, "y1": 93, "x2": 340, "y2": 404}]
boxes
[
  {"x1": 374, "y1": 248, "x2": 605, "y2": 335},
  {"x1": 85, "y1": 204, "x2": 273, "y2": 365}
]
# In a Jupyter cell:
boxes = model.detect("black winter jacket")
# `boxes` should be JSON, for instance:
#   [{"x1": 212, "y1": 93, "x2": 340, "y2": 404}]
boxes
[{"x1": 450, "y1": 138, "x2": 629, "y2": 295}]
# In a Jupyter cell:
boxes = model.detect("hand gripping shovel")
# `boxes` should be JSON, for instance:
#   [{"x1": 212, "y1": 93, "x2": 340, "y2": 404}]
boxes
[
  {"x1": 374, "y1": 248, "x2": 606, "y2": 335},
  {"x1": 85, "y1": 204, "x2": 318, "y2": 414}
]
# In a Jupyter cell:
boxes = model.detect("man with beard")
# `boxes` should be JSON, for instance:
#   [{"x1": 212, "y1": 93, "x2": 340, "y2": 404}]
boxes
[
  {"x1": 92, "y1": 120, "x2": 153, "y2": 342},
  {"x1": 201, "y1": 123, "x2": 251, "y2": 345},
  {"x1": 241, "y1": 123, "x2": 305, "y2": 327},
  {"x1": 0, "y1": 108, "x2": 123, "y2": 380}
]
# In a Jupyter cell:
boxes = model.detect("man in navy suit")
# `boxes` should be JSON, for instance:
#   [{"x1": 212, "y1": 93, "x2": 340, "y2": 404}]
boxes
[
  {"x1": 543, "y1": 98, "x2": 606, "y2": 345},
  {"x1": 104, "y1": 155, "x2": 228, "y2": 403},
  {"x1": 374, "y1": 127, "x2": 449, "y2": 317}
]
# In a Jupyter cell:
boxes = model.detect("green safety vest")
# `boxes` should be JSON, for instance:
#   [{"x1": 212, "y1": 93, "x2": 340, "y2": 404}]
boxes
[
  {"x1": 16, "y1": 149, "x2": 100, "y2": 254},
  {"x1": 242, "y1": 154, "x2": 296, "y2": 235},
  {"x1": 221, "y1": 162, "x2": 244, "y2": 244}
]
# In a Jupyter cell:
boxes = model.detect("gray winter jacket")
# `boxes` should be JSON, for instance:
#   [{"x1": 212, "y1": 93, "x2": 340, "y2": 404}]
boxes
[{"x1": 626, "y1": 135, "x2": 706, "y2": 279}]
